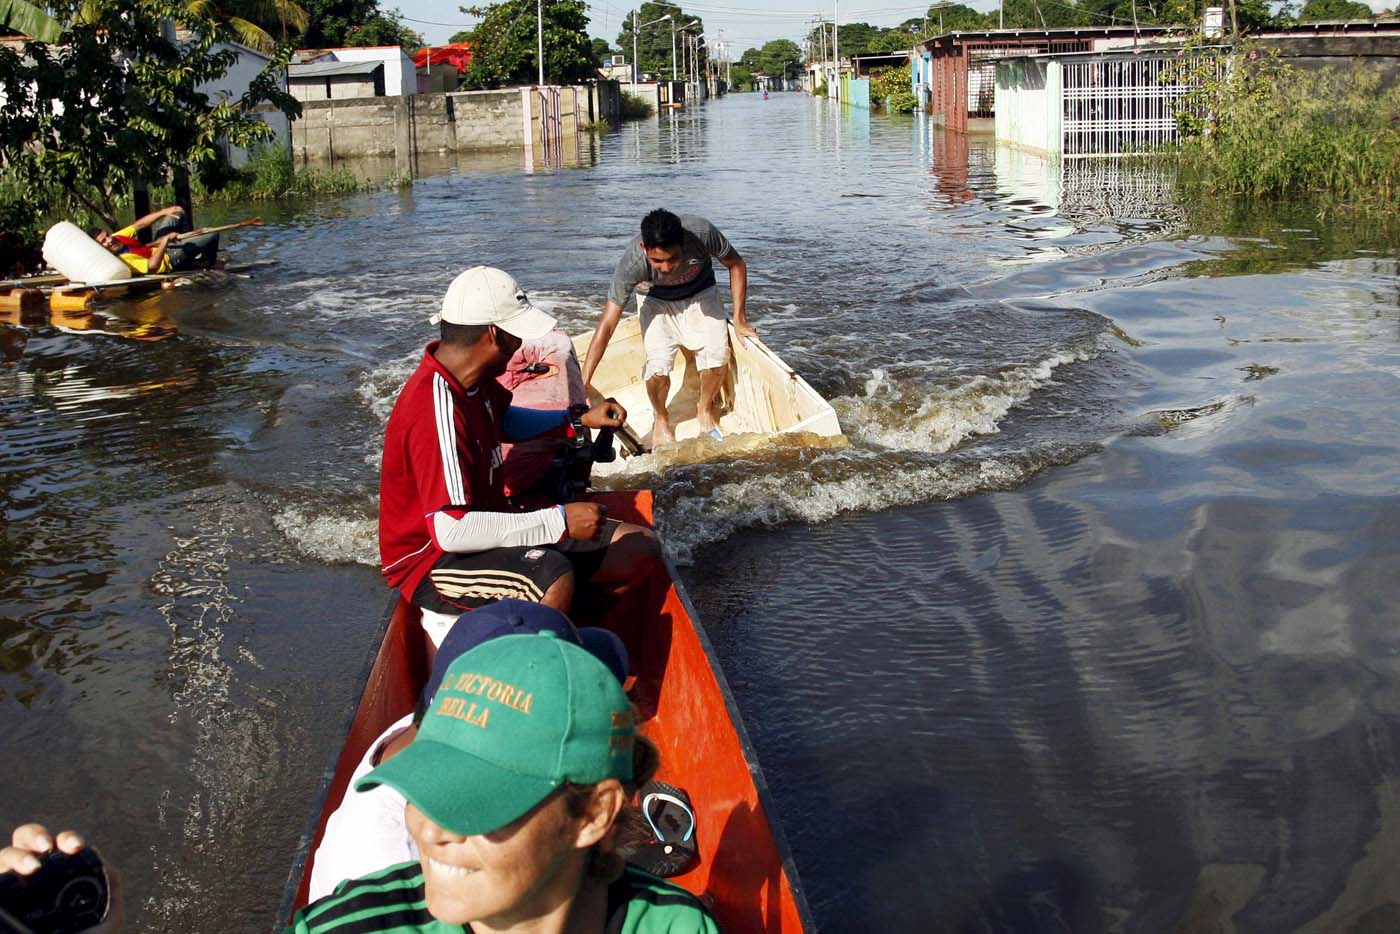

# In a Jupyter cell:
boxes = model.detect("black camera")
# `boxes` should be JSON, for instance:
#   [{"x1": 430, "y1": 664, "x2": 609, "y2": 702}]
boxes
[{"x1": 0, "y1": 849, "x2": 110, "y2": 934}]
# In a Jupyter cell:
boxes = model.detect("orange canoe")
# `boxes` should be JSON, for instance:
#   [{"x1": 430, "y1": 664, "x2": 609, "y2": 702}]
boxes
[{"x1": 279, "y1": 490, "x2": 815, "y2": 932}]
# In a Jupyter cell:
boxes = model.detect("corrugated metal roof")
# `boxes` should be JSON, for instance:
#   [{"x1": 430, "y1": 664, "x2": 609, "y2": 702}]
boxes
[{"x1": 289, "y1": 60, "x2": 383, "y2": 78}]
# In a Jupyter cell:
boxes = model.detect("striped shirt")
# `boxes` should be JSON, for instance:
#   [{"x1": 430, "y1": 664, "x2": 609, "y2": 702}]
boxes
[
  {"x1": 286, "y1": 862, "x2": 720, "y2": 934},
  {"x1": 378, "y1": 341, "x2": 513, "y2": 596}
]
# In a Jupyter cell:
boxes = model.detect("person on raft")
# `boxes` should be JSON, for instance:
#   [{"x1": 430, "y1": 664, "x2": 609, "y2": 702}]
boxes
[
  {"x1": 94, "y1": 205, "x2": 220, "y2": 275},
  {"x1": 582, "y1": 209, "x2": 754, "y2": 448}
]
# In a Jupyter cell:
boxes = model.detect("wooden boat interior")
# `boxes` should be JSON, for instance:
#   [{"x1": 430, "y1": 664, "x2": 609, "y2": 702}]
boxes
[
  {"x1": 281, "y1": 491, "x2": 814, "y2": 932},
  {"x1": 573, "y1": 316, "x2": 841, "y2": 454}
]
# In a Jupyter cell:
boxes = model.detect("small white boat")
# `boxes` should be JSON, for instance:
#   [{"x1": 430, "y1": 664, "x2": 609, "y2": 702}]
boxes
[{"x1": 573, "y1": 316, "x2": 843, "y2": 467}]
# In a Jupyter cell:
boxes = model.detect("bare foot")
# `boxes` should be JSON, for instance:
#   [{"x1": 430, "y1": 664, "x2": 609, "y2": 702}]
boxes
[
  {"x1": 651, "y1": 419, "x2": 675, "y2": 448},
  {"x1": 694, "y1": 409, "x2": 719, "y2": 433}
]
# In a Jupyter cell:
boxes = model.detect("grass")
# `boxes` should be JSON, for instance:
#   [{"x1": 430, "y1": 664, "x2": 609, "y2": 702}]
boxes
[
  {"x1": 200, "y1": 146, "x2": 412, "y2": 201},
  {"x1": 582, "y1": 118, "x2": 613, "y2": 133},
  {"x1": 1175, "y1": 52, "x2": 1400, "y2": 214}
]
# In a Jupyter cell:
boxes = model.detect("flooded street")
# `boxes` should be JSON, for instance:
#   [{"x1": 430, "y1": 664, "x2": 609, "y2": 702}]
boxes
[{"x1": 4, "y1": 93, "x2": 1400, "y2": 932}]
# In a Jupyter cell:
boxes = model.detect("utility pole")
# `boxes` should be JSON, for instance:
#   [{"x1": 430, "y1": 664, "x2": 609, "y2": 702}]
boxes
[
  {"x1": 537, "y1": 0, "x2": 544, "y2": 85},
  {"x1": 833, "y1": 0, "x2": 840, "y2": 102},
  {"x1": 670, "y1": 20, "x2": 677, "y2": 80},
  {"x1": 632, "y1": 7, "x2": 638, "y2": 86}
]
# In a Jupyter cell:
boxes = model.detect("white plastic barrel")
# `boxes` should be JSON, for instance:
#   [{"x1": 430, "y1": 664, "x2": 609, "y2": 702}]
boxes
[{"x1": 42, "y1": 221, "x2": 132, "y2": 285}]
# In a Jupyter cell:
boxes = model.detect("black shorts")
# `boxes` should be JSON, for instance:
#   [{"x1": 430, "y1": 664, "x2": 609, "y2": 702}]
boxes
[{"x1": 411, "y1": 519, "x2": 620, "y2": 614}]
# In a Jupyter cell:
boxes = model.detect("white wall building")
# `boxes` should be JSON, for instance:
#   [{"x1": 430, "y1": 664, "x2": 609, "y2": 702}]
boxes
[
  {"x1": 296, "y1": 45, "x2": 416, "y2": 97},
  {"x1": 201, "y1": 41, "x2": 290, "y2": 166}
]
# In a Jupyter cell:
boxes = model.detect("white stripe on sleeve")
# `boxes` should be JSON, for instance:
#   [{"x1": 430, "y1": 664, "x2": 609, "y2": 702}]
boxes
[{"x1": 433, "y1": 374, "x2": 466, "y2": 504}]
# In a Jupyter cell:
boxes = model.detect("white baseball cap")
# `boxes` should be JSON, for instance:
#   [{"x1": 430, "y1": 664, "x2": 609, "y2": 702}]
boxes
[{"x1": 431, "y1": 266, "x2": 556, "y2": 341}]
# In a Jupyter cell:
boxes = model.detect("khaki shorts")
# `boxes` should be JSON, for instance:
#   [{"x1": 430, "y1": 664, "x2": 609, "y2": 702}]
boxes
[{"x1": 639, "y1": 285, "x2": 730, "y2": 380}]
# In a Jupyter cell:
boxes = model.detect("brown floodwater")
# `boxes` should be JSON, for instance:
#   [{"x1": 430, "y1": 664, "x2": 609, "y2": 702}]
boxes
[{"x1": 3, "y1": 94, "x2": 1399, "y2": 932}]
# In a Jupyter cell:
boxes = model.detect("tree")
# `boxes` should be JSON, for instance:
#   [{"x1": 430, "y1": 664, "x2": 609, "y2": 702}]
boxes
[
  {"x1": 830, "y1": 21, "x2": 879, "y2": 55},
  {"x1": 343, "y1": 9, "x2": 420, "y2": 49},
  {"x1": 0, "y1": 0, "x2": 299, "y2": 226},
  {"x1": 869, "y1": 28, "x2": 918, "y2": 51},
  {"x1": 755, "y1": 38, "x2": 800, "y2": 76},
  {"x1": 615, "y1": 3, "x2": 703, "y2": 78},
  {"x1": 184, "y1": 0, "x2": 310, "y2": 54},
  {"x1": 0, "y1": 0, "x2": 63, "y2": 40},
  {"x1": 461, "y1": 0, "x2": 594, "y2": 88},
  {"x1": 300, "y1": 0, "x2": 416, "y2": 48},
  {"x1": 924, "y1": 3, "x2": 995, "y2": 31},
  {"x1": 591, "y1": 36, "x2": 612, "y2": 64},
  {"x1": 1298, "y1": 0, "x2": 1372, "y2": 19}
]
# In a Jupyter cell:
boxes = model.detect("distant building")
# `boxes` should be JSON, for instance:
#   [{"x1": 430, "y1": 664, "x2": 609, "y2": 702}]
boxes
[
  {"x1": 289, "y1": 59, "x2": 386, "y2": 100},
  {"x1": 414, "y1": 43, "x2": 472, "y2": 93},
  {"x1": 292, "y1": 46, "x2": 416, "y2": 97},
  {"x1": 202, "y1": 40, "x2": 291, "y2": 165},
  {"x1": 912, "y1": 27, "x2": 1172, "y2": 130},
  {"x1": 599, "y1": 54, "x2": 632, "y2": 81}
]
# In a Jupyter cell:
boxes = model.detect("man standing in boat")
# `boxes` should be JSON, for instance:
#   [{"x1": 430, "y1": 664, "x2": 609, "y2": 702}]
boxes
[
  {"x1": 582, "y1": 209, "x2": 754, "y2": 448},
  {"x1": 379, "y1": 266, "x2": 659, "y2": 633}
]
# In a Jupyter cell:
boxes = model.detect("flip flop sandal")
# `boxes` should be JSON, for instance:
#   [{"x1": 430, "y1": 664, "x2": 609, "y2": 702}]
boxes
[
  {"x1": 624, "y1": 780, "x2": 699, "y2": 877},
  {"x1": 704, "y1": 427, "x2": 724, "y2": 442}
]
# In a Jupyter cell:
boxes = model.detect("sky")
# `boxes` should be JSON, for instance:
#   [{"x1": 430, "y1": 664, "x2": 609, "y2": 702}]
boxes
[{"x1": 393, "y1": 0, "x2": 986, "y2": 57}]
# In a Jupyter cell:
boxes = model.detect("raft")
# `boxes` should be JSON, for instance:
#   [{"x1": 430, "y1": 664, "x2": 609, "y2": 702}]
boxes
[{"x1": 574, "y1": 316, "x2": 843, "y2": 457}]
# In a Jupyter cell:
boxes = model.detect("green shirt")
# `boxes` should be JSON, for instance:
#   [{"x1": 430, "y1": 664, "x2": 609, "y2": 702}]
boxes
[{"x1": 287, "y1": 862, "x2": 721, "y2": 934}]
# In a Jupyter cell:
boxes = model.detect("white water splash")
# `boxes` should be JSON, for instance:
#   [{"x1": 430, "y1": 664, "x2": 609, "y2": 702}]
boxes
[
  {"x1": 273, "y1": 508, "x2": 378, "y2": 566},
  {"x1": 842, "y1": 347, "x2": 1093, "y2": 454},
  {"x1": 657, "y1": 454, "x2": 1034, "y2": 565}
]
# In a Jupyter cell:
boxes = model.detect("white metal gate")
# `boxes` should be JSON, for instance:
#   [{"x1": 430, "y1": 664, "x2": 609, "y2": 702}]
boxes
[{"x1": 1061, "y1": 53, "x2": 1227, "y2": 158}]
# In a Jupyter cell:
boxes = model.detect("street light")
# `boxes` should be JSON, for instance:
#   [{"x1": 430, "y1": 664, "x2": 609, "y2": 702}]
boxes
[
  {"x1": 632, "y1": 11, "x2": 671, "y2": 86},
  {"x1": 671, "y1": 18, "x2": 699, "y2": 81},
  {"x1": 678, "y1": 22, "x2": 700, "y2": 87}
]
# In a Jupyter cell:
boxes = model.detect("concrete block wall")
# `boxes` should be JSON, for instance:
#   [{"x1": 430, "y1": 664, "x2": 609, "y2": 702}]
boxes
[
  {"x1": 450, "y1": 89, "x2": 527, "y2": 150},
  {"x1": 290, "y1": 81, "x2": 624, "y2": 166}
]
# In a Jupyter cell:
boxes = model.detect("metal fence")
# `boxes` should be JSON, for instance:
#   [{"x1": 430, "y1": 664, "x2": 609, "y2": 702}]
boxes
[
  {"x1": 969, "y1": 40, "x2": 1089, "y2": 117},
  {"x1": 1061, "y1": 53, "x2": 1227, "y2": 157}
]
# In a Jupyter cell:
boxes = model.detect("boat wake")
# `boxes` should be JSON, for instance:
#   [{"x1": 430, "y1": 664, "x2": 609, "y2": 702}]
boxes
[{"x1": 276, "y1": 310, "x2": 1114, "y2": 568}]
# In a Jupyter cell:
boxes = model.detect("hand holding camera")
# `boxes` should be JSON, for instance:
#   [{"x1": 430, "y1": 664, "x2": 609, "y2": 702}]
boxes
[{"x1": 0, "y1": 824, "x2": 116, "y2": 934}]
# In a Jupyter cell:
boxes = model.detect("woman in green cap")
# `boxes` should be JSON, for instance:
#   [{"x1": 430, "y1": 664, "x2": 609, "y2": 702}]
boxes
[{"x1": 0, "y1": 632, "x2": 718, "y2": 934}]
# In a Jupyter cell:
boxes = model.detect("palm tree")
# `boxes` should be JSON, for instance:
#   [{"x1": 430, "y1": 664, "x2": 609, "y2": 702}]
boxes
[
  {"x1": 183, "y1": 0, "x2": 308, "y2": 53},
  {"x1": 0, "y1": 0, "x2": 61, "y2": 40}
]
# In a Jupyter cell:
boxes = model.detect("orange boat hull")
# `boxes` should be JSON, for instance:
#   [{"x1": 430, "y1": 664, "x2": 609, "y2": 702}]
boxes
[{"x1": 281, "y1": 490, "x2": 813, "y2": 932}]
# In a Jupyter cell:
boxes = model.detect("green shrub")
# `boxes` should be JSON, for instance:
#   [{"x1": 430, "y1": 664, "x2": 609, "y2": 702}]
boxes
[
  {"x1": 1169, "y1": 47, "x2": 1400, "y2": 211},
  {"x1": 620, "y1": 92, "x2": 654, "y2": 120},
  {"x1": 870, "y1": 66, "x2": 918, "y2": 113}
]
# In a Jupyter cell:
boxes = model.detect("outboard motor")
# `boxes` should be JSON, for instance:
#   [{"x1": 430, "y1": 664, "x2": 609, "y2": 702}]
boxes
[{"x1": 549, "y1": 401, "x2": 622, "y2": 503}]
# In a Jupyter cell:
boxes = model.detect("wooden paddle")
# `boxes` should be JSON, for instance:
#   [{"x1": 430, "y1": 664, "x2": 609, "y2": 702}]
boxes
[
  {"x1": 171, "y1": 217, "x2": 263, "y2": 242},
  {"x1": 0, "y1": 274, "x2": 69, "y2": 289}
]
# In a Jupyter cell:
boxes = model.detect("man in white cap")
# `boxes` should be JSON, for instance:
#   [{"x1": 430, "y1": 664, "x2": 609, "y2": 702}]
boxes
[{"x1": 379, "y1": 267, "x2": 659, "y2": 623}]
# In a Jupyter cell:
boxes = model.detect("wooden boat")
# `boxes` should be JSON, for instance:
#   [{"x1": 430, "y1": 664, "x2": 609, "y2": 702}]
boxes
[
  {"x1": 279, "y1": 490, "x2": 816, "y2": 933},
  {"x1": 573, "y1": 317, "x2": 842, "y2": 461}
]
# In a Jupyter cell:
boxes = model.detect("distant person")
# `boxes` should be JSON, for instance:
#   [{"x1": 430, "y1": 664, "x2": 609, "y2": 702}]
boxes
[
  {"x1": 582, "y1": 209, "x2": 753, "y2": 448},
  {"x1": 378, "y1": 266, "x2": 659, "y2": 635},
  {"x1": 308, "y1": 599, "x2": 629, "y2": 901},
  {"x1": 94, "y1": 205, "x2": 219, "y2": 275}
]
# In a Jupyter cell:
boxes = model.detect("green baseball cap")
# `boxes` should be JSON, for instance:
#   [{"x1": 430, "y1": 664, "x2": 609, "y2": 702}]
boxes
[{"x1": 355, "y1": 631, "x2": 635, "y2": 836}]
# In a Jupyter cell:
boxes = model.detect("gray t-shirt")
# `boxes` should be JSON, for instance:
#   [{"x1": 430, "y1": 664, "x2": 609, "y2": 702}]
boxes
[{"x1": 608, "y1": 215, "x2": 734, "y2": 306}]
